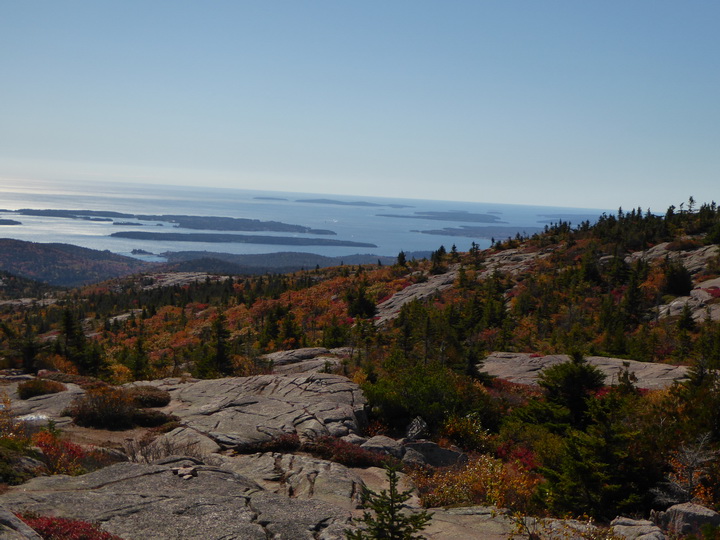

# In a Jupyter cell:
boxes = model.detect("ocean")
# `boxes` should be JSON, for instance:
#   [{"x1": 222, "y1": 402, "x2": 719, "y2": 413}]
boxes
[{"x1": 0, "y1": 179, "x2": 607, "y2": 262}]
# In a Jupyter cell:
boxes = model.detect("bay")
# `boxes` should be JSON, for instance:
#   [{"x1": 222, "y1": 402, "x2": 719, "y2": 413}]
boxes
[{"x1": 0, "y1": 179, "x2": 607, "y2": 262}]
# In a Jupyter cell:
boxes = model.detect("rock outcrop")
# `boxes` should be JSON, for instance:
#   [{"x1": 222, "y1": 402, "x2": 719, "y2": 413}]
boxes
[
  {"x1": 262, "y1": 347, "x2": 348, "y2": 375},
  {"x1": 480, "y1": 352, "x2": 689, "y2": 390},
  {"x1": 655, "y1": 502, "x2": 720, "y2": 537},
  {"x1": 374, "y1": 267, "x2": 458, "y2": 326},
  {"x1": 0, "y1": 457, "x2": 352, "y2": 540},
  {"x1": 165, "y1": 373, "x2": 367, "y2": 448}
]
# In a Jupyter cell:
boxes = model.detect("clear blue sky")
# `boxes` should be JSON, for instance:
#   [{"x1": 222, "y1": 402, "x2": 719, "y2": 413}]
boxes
[{"x1": 1, "y1": 1, "x2": 718, "y2": 211}]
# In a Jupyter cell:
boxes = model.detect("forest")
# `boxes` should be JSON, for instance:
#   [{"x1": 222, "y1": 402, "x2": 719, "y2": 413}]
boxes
[{"x1": 3, "y1": 197, "x2": 720, "y2": 525}]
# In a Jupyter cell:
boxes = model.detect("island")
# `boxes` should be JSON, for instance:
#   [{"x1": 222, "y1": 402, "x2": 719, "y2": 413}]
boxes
[
  {"x1": 0, "y1": 219, "x2": 21, "y2": 226},
  {"x1": 110, "y1": 231, "x2": 377, "y2": 248},
  {"x1": 378, "y1": 210, "x2": 506, "y2": 223},
  {"x1": 13, "y1": 209, "x2": 334, "y2": 235},
  {"x1": 297, "y1": 199, "x2": 413, "y2": 209},
  {"x1": 417, "y1": 225, "x2": 543, "y2": 238}
]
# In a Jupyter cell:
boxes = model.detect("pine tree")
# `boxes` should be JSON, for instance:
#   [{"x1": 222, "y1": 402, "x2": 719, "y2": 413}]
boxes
[{"x1": 346, "y1": 465, "x2": 432, "y2": 540}]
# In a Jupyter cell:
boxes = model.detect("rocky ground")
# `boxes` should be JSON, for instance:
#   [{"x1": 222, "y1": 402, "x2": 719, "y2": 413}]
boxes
[{"x1": 1, "y1": 365, "x2": 714, "y2": 539}]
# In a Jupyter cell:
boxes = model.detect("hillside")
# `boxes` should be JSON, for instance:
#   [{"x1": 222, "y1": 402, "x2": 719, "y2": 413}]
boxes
[
  {"x1": 0, "y1": 239, "x2": 151, "y2": 287},
  {"x1": 2, "y1": 198, "x2": 720, "y2": 538}
]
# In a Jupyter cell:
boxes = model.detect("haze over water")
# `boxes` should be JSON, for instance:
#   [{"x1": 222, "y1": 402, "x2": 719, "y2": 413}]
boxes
[{"x1": 0, "y1": 179, "x2": 606, "y2": 262}]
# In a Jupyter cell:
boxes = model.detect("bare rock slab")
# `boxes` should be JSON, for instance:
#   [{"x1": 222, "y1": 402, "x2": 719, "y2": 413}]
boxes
[
  {"x1": 480, "y1": 352, "x2": 688, "y2": 390},
  {"x1": 0, "y1": 460, "x2": 352, "y2": 540},
  {"x1": 218, "y1": 452, "x2": 366, "y2": 509},
  {"x1": 168, "y1": 373, "x2": 367, "y2": 448}
]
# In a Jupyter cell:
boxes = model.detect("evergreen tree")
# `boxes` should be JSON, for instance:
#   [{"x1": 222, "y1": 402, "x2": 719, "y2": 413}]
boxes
[{"x1": 346, "y1": 464, "x2": 432, "y2": 540}]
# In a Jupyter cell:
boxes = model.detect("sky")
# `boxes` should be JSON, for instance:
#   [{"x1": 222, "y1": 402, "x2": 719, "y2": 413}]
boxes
[{"x1": 1, "y1": 1, "x2": 718, "y2": 211}]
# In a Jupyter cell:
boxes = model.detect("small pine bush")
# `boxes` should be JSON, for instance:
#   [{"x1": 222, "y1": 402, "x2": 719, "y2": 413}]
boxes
[
  {"x1": 346, "y1": 464, "x2": 432, "y2": 540},
  {"x1": 17, "y1": 379, "x2": 67, "y2": 400}
]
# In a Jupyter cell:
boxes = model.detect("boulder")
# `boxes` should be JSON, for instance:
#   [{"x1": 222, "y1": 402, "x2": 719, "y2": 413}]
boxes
[
  {"x1": 611, "y1": 517, "x2": 665, "y2": 539},
  {"x1": 403, "y1": 440, "x2": 467, "y2": 468},
  {"x1": 657, "y1": 502, "x2": 720, "y2": 536},
  {"x1": 360, "y1": 435, "x2": 405, "y2": 459}
]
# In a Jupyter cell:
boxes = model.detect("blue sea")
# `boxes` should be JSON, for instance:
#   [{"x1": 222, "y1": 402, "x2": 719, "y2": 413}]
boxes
[{"x1": 0, "y1": 179, "x2": 607, "y2": 262}]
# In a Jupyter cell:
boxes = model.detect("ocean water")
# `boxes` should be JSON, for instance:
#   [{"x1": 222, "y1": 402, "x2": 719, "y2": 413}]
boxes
[{"x1": 0, "y1": 179, "x2": 607, "y2": 262}]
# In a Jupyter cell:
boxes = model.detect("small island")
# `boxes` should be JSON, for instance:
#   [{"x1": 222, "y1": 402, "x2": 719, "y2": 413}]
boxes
[
  {"x1": 378, "y1": 210, "x2": 506, "y2": 223},
  {"x1": 110, "y1": 231, "x2": 377, "y2": 248},
  {"x1": 0, "y1": 219, "x2": 21, "y2": 226},
  {"x1": 417, "y1": 225, "x2": 543, "y2": 238},
  {"x1": 297, "y1": 198, "x2": 413, "y2": 209}
]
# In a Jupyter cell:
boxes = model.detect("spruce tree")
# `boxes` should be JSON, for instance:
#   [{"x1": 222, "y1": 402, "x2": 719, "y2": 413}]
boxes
[{"x1": 346, "y1": 465, "x2": 432, "y2": 540}]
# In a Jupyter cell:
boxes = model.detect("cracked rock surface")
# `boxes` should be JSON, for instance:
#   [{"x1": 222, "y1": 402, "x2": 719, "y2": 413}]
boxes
[
  {"x1": 166, "y1": 373, "x2": 367, "y2": 448},
  {"x1": 0, "y1": 458, "x2": 352, "y2": 540},
  {"x1": 217, "y1": 452, "x2": 366, "y2": 510}
]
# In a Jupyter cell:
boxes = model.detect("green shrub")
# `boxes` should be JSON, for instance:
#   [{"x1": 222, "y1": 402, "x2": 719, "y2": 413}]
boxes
[
  {"x1": 17, "y1": 379, "x2": 66, "y2": 400},
  {"x1": 126, "y1": 385, "x2": 171, "y2": 408},
  {"x1": 68, "y1": 387, "x2": 137, "y2": 430}
]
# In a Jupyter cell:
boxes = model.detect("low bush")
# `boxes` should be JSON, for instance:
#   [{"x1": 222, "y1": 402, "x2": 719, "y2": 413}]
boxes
[
  {"x1": 409, "y1": 454, "x2": 540, "y2": 512},
  {"x1": 41, "y1": 372, "x2": 107, "y2": 390},
  {"x1": 68, "y1": 387, "x2": 137, "y2": 430},
  {"x1": 17, "y1": 379, "x2": 67, "y2": 400},
  {"x1": 125, "y1": 385, "x2": 171, "y2": 408},
  {"x1": 0, "y1": 439, "x2": 35, "y2": 485},
  {"x1": 131, "y1": 409, "x2": 178, "y2": 428},
  {"x1": 123, "y1": 432, "x2": 207, "y2": 464},
  {"x1": 236, "y1": 432, "x2": 301, "y2": 454},
  {"x1": 19, "y1": 514, "x2": 124, "y2": 540},
  {"x1": 31, "y1": 430, "x2": 86, "y2": 475},
  {"x1": 303, "y1": 436, "x2": 393, "y2": 468},
  {"x1": 234, "y1": 433, "x2": 394, "y2": 468}
]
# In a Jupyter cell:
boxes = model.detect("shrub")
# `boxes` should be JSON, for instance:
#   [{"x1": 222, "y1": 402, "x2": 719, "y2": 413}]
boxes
[
  {"x1": 131, "y1": 409, "x2": 178, "y2": 428},
  {"x1": 0, "y1": 439, "x2": 34, "y2": 485},
  {"x1": 304, "y1": 436, "x2": 393, "y2": 468},
  {"x1": 122, "y1": 432, "x2": 207, "y2": 463},
  {"x1": 235, "y1": 432, "x2": 301, "y2": 454},
  {"x1": 234, "y1": 433, "x2": 394, "y2": 468},
  {"x1": 409, "y1": 454, "x2": 540, "y2": 512},
  {"x1": 68, "y1": 387, "x2": 137, "y2": 430},
  {"x1": 440, "y1": 413, "x2": 494, "y2": 453},
  {"x1": 31, "y1": 430, "x2": 86, "y2": 475},
  {"x1": 19, "y1": 514, "x2": 124, "y2": 540},
  {"x1": 41, "y1": 372, "x2": 108, "y2": 390},
  {"x1": 125, "y1": 385, "x2": 171, "y2": 408},
  {"x1": 17, "y1": 379, "x2": 67, "y2": 400}
]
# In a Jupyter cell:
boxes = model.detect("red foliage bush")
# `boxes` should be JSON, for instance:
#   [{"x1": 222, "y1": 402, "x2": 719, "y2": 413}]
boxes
[
  {"x1": 31, "y1": 430, "x2": 86, "y2": 475},
  {"x1": 303, "y1": 436, "x2": 394, "y2": 468},
  {"x1": 19, "y1": 514, "x2": 124, "y2": 540}
]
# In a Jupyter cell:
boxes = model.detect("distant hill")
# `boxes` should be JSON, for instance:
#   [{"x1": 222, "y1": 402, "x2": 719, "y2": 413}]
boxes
[
  {"x1": 162, "y1": 251, "x2": 429, "y2": 274},
  {"x1": 0, "y1": 239, "x2": 151, "y2": 287},
  {"x1": 0, "y1": 270, "x2": 58, "y2": 299}
]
